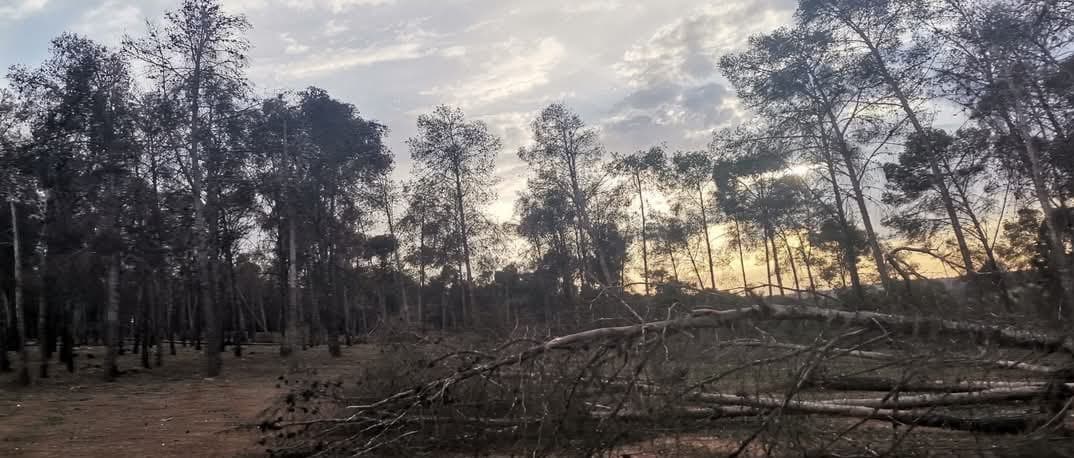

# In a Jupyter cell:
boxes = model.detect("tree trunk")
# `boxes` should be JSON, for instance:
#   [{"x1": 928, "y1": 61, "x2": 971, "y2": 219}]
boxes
[
  {"x1": 847, "y1": 24, "x2": 974, "y2": 283},
  {"x1": 783, "y1": 234, "x2": 802, "y2": 300},
  {"x1": 635, "y1": 173, "x2": 650, "y2": 295},
  {"x1": 698, "y1": 187, "x2": 717, "y2": 290},
  {"x1": 36, "y1": 190, "x2": 50, "y2": 379},
  {"x1": 1, "y1": 290, "x2": 12, "y2": 372},
  {"x1": 1009, "y1": 103, "x2": 1074, "y2": 318},
  {"x1": 734, "y1": 218, "x2": 748, "y2": 292},
  {"x1": 282, "y1": 118, "x2": 301, "y2": 364},
  {"x1": 817, "y1": 132, "x2": 865, "y2": 303},
  {"x1": 384, "y1": 187, "x2": 410, "y2": 323},
  {"x1": 11, "y1": 201, "x2": 30, "y2": 385},
  {"x1": 453, "y1": 165, "x2": 476, "y2": 324},
  {"x1": 104, "y1": 254, "x2": 120, "y2": 381}
]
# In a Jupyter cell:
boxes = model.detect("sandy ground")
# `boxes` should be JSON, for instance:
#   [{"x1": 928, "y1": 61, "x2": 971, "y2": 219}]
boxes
[{"x1": 0, "y1": 343, "x2": 365, "y2": 457}]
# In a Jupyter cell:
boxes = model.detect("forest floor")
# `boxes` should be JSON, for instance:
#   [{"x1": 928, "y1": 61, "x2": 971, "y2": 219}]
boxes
[{"x1": 0, "y1": 343, "x2": 370, "y2": 457}]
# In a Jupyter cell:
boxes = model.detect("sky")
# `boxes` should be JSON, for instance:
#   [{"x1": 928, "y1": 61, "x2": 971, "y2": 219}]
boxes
[{"x1": 0, "y1": 0, "x2": 799, "y2": 222}]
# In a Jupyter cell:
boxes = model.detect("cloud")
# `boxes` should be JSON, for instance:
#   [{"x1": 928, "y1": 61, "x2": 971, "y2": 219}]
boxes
[
  {"x1": 278, "y1": 42, "x2": 426, "y2": 79},
  {"x1": 563, "y1": 0, "x2": 624, "y2": 14},
  {"x1": 323, "y1": 18, "x2": 348, "y2": 36},
  {"x1": 280, "y1": 33, "x2": 310, "y2": 55},
  {"x1": 72, "y1": 0, "x2": 140, "y2": 46},
  {"x1": 0, "y1": 0, "x2": 47, "y2": 21},
  {"x1": 422, "y1": 37, "x2": 565, "y2": 108},
  {"x1": 283, "y1": 0, "x2": 395, "y2": 12},
  {"x1": 615, "y1": 2, "x2": 791, "y2": 87},
  {"x1": 599, "y1": 2, "x2": 790, "y2": 152}
]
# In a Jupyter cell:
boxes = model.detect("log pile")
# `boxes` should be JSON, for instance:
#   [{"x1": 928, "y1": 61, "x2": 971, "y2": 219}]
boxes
[{"x1": 262, "y1": 303, "x2": 1074, "y2": 456}]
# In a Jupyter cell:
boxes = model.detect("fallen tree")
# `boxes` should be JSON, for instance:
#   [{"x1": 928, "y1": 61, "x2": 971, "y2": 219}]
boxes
[{"x1": 263, "y1": 302, "x2": 1074, "y2": 456}]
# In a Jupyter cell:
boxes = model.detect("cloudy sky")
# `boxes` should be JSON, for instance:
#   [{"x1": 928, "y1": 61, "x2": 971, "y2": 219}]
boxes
[{"x1": 1, "y1": 0, "x2": 796, "y2": 220}]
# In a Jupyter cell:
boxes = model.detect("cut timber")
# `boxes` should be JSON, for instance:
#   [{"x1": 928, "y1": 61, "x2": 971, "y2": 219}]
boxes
[
  {"x1": 688, "y1": 391, "x2": 1059, "y2": 434},
  {"x1": 691, "y1": 304, "x2": 1074, "y2": 356},
  {"x1": 728, "y1": 339, "x2": 1062, "y2": 374},
  {"x1": 820, "y1": 385, "x2": 1062, "y2": 409},
  {"x1": 351, "y1": 303, "x2": 1073, "y2": 412},
  {"x1": 808, "y1": 376, "x2": 1050, "y2": 393}
]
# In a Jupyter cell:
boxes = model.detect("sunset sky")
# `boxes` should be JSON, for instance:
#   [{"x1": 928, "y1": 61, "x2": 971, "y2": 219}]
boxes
[{"x1": 1, "y1": 0, "x2": 971, "y2": 284}]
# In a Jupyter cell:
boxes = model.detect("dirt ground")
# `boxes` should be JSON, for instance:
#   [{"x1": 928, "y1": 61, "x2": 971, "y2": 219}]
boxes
[{"x1": 0, "y1": 343, "x2": 368, "y2": 457}]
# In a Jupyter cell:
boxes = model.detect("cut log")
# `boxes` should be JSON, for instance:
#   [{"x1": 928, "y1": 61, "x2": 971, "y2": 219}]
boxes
[
  {"x1": 807, "y1": 375, "x2": 1048, "y2": 393},
  {"x1": 687, "y1": 391, "x2": 1058, "y2": 434},
  {"x1": 692, "y1": 304, "x2": 1074, "y2": 356},
  {"x1": 727, "y1": 339, "x2": 1062, "y2": 374},
  {"x1": 820, "y1": 385, "x2": 1057, "y2": 409}
]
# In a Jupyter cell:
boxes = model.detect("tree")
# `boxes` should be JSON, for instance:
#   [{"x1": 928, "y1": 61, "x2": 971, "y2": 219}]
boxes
[
  {"x1": 883, "y1": 128, "x2": 1009, "y2": 283},
  {"x1": 520, "y1": 103, "x2": 615, "y2": 287},
  {"x1": 719, "y1": 27, "x2": 889, "y2": 299},
  {"x1": 662, "y1": 150, "x2": 719, "y2": 290},
  {"x1": 934, "y1": 0, "x2": 1074, "y2": 316},
  {"x1": 797, "y1": 0, "x2": 977, "y2": 284},
  {"x1": 611, "y1": 146, "x2": 666, "y2": 294},
  {"x1": 408, "y1": 106, "x2": 499, "y2": 325},
  {"x1": 126, "y1": 0, "x2": 251, "y2": 376},
  {"x1": 9, "y1": 34, "x2": 139, "y2": 380}
]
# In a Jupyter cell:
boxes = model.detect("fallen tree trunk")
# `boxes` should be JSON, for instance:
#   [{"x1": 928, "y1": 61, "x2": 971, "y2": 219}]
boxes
[
  {"x1": 806, "y1": 375, "x2": 1054, "y2": 393},
  {"x1": 728, "y1": 339, "x2": 1062, "y2": 374},
  {"x1": 346, "y1": 303, "x2": 1073, "y2": 412},
  {"x1": 820, "y1": 385, "x2": 1059, "y2": 409},
  {"x1": 692, "y1": 304, "x2": 1074, "y2": 356},
  {"x1": 687, "y1": 391, "x2": 1061, "y2": 434}
]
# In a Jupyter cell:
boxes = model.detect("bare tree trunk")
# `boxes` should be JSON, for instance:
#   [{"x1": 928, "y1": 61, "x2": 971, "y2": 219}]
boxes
[
  {"x1": 11, "y1": 201, "x2": 30, "y2": 385},
  {"x1": 766, "y1": 221, "x2": 785, "y2": 296},
  {"x1": 104, "y1": 255, "x2": 120, "y2": 381},
  {"x1": 846, "y1": 26, "x2": 974, "y2": 283},
  {"x1": 816, "y1": 131, "x2": 865, "y2": 302},
  {"x1": 36, "y1": 190, "x2": 49, "y2": 379},
  {"x1": 734, "y1": 218, "x2": 748, "y2": 292},
  {"x1": 282, "y1": 118, "x2": 301, "y2": 364},
  {"x1": 698, "y1": 187, "x2": 717, "y2": 290},
  {"x1": 1009, "y1": 103, "x2": 1074, "y2": 318},
  {"x1": 384, "y1": 186, "x2": 410, "y2": 323},
  {"x1": 0, "y1": 291, "x2": 11, "y2": 373},
  {"x1": 783, "y1": 234, "x2": 802, "y2": 300},
  {"x1": 635, "y1": 173, "x2": 650, "y2": 295},
  {"x1": 453, "y1": 166, "x2": 476, "y2": 325}
]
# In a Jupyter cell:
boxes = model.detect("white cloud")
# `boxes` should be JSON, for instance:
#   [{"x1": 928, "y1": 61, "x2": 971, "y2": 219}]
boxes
[
  {"x1": 278, "y1": 42, "x2": 425, "y2": 79},
  {"x1": 280, "y1": 33, "x2": 310, "y2": 55},
  {"x1": 563, "y1": 0, "x2": 624, "y2": 14},
  {"x1": 323, "y1": 18, "x2": 349, "y2": 36},
  {"x1": 615, "y1": 3, "x2": 790, "y2": 87},
  {"x1": 282, "y1": 0, "x2": 394, "y2": 12},
  {"x1": 0, "y1": 0, "x2": 47, "y2": 21},
  {"x1": 422, "y1": 37, "x2": 565, "y2": 108},
  {"x1": 72, "y1": 0, "x2": 140, "y2": 46}
]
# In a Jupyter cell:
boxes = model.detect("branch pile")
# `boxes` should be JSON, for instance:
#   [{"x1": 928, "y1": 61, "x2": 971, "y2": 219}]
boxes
[{"x1": 262, "y1": 303, "x2": 1074, "y2": 456}]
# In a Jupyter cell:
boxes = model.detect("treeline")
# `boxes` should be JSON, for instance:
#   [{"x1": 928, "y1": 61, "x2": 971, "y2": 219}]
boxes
[{"x1": 1, "y1": 0, "x2": 1072, "y2": 385}]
